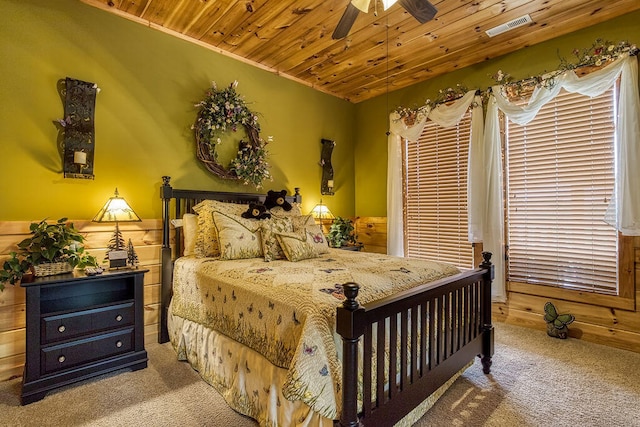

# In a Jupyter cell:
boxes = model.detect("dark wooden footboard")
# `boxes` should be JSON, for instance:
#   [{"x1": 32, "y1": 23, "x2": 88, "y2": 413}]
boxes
[{"x1": 336, "y1": 252, "x2": 494, "y2": 426}]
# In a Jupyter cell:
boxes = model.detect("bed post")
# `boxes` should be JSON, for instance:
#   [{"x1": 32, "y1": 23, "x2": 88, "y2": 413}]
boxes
[
  {"x1": 479, "y1": 251, "x2": 494, "y2": 374},
  {"x1": 336, "y1": 283, "x2": 365, "y2": 427},
  {"x1": 293, "y1": 187, "x2": 302, "y2": 204},
  {"x1": 159, "y1": 176, "x2": 173, "y2": 344}
]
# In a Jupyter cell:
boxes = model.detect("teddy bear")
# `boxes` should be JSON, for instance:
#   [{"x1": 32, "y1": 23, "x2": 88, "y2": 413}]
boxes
[
  {"x1": 241, "y1": 203, "x2": 271, "y2": 220},
  {"x1": 264, "y1": 189, "x2": 292, "y2": 211}
]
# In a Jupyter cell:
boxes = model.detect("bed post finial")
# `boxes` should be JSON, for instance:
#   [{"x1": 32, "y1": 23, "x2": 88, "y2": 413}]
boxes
[
  {"x1": 342, "y1": 282, "x2": 360, "y2": 311},
  {"x1": 162, "y1": 176, "x2": 171, "y2": 186},
  {"x1": 293, "y1": 187, "x2": 302, "y2": 203}
]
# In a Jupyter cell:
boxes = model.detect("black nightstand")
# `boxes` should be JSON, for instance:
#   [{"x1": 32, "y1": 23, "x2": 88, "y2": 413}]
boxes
[{"x1": 20, "y1": 269, "x2": 148, "y2": 404}]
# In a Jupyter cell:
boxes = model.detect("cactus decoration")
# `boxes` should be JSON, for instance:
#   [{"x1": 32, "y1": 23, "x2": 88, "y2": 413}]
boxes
[{"x1": 543, "y1": 302, "x2": 575, "y2": 339}]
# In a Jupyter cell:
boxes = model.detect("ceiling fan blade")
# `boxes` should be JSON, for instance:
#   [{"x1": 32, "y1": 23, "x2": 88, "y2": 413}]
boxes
[
  {"x1": 398, "y1": 0, "x2": 437, "y2": 24},
  {"x1": 332, "y1": 3, "x2": 361, "y2": 39}
]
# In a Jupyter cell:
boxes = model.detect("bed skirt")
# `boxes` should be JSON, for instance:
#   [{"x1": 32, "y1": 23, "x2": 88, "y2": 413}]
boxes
[{"x1": 169, "y1": 308, "x2": 471, "y2": 426}]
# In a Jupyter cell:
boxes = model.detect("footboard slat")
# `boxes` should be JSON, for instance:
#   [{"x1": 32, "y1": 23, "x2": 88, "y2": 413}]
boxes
[
  {"x1": 363, "y1": 324, "x2": 373, "y2": 418},
  {"x1": 400, "y1": 310, "x2": 408, "y2": 390},
  {"x1": 420, "y1": 302, "x2": 428, "y2": 376},
  {"x1": 337, "y1": 253, "x2": 495, "y2": 427},
  {"x1": 389, "y1": 313, "x2": 398, "y2": 399},
  {"x1": 428, "y1": 299, "x2": 436, "y2": 371},
  {"x1": 410, "y1": 304, "x2": 419, "y2": 383},
  {"x1": 376, "y1": 319, "x2": 385, "y2": 407}
]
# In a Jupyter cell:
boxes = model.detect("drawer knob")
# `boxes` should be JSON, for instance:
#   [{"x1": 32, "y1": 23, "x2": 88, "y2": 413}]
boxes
[
  {"x1": 116, "y1": 340, "x2": 123, "y2": 348},
  {"x1": 58, "y1": 325, "x2": 66, "y2": 333},
  {"x1": 115, "y1": 314, "x2": 123, "y2": 322},
  {"x1": 58, "y1": 355, "x2": 66, "y2": 363}
]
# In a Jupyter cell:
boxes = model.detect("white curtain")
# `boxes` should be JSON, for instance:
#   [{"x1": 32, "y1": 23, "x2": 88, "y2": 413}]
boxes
[
  {"x1": 387, "y1": 91, "x2": 490, "y2": 280},
  {"x1": 490, "y1": 54, "x2": 640, "y2": 235},
  {"x1": 482, "y1": 54, "x2": 640, "y2": 302}
]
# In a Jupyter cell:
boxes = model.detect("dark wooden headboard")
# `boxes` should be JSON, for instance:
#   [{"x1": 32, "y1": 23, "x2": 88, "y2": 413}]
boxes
[{"x1": 158, "y1": 176, "x2": 301, "y2": 343}]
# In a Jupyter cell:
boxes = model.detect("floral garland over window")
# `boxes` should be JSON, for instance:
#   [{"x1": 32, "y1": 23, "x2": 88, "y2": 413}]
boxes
[
  {"x1": 491, "y1": 39, "x2": 638, "y2": 99},
  {"x1": 193, "y1": 81, "x2": 272, "y2": 188},
  {"x1": 393, "y1": 84, "x2": 469, "y2": 126},
  {"x1": 393, "y1": 39, "x2": 637, "y2": 122}
]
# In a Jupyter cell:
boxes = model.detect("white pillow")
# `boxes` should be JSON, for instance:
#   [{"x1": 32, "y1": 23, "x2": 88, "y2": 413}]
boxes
[{"x1": 182, "y1": 213, "x2": 198, "y2": 256}]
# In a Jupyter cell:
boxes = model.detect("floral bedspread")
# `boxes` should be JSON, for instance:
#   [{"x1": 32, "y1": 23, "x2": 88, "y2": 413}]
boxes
[{"x1": 170, "y1": 249, "x2": 459, "y2": 419}]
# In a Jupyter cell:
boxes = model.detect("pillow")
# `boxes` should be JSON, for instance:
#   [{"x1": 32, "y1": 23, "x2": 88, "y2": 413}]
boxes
[
  {"x1": 182, "y1": 213, "x2": 198, "y2": 256},
  {"x1": 304, "y1": 224, "x2": 330, "y2": 255},
  {"x1": 212, "y1": 211, "x2": 263, "y2": 260},
  {"x1": 289, "y1": 214, "x2": 315, "y2": 231},
  {"x1": 260, "y1": 216, "x2": 293, "y2": 262},
  {"x1": 193, "y1": 200, "x2": 248, "y2": 258},
  {"x1": 275, "y1": 230, "x2": 318, "y2": 262},
  {"x1": 269, "y1": 202, "x2": 303, "y2": 218}
]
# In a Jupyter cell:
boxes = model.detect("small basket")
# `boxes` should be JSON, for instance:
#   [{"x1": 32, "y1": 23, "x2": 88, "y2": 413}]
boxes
[{"x1": 33, "y1": 262, "x2": 73, "y2": 277}]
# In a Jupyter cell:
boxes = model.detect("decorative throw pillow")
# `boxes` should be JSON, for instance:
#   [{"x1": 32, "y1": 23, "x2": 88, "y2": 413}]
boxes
[
  {"x1": 182, "y1": 213, "x2": 198, "y2": 256},
  {"x1": 192, "y1": 200, "x2": 248, "y2": 258},
  {"x1": 289, "y1": 214, "x2": 316, "y2": 231},
  {"x1": 275, "y1": 230, "x2": 318, "y2": 262},
  {"x1": 260, "y1": 216, "x2": 293, "y2": 262},
  {"x1": 304, "y1": 224, "x2": 330, "y2": 255},
  {"x1": 269, "y1": 202, "x2": 303, "y2": 218},
  {"x1": 212, "y1": 211, "x2": 263, "y2": 260}
]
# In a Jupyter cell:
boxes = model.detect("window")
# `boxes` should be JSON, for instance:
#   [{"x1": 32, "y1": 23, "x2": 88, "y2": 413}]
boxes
[
  {"x1": 505, "y1": 87, "x2": 618, "y2": 294},
  {"x1": 404, "y1": 111, "x2": 474, "y2": 269}
]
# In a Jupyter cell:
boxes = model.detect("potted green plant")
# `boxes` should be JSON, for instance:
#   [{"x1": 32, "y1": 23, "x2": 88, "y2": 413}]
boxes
[
  {"x1": 0, "y1": 218, "x2": 97, "y2": 291},
  {"x1": 327, "y1": 217, "x2": 359, "y2": 248}
]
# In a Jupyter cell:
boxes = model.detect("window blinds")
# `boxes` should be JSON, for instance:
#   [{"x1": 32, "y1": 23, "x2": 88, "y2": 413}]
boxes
[
  {"x1": 404, "y1": 111, "x2": 474, "y2": 269},
  {"x1": 505, "y1": 88, "x2": 618, "y2": 293}
]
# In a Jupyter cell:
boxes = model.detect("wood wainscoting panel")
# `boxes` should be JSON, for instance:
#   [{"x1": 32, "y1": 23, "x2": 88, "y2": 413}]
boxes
[
  {"x1": 497, "y1": 237, "x2": 640, "y2": 354},
  {"x1": 354, "y1": 217, "x2": 387, "y2": 254}
]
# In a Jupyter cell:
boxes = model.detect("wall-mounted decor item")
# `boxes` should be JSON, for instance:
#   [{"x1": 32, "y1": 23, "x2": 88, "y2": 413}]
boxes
[
  {"x1": 93, "y1": 188, "x2": 141, "y2": 269},
  {"x1": 320, "y1": 138, "x2": 335, "y2": 195},
  {"x1": 193, "y1": 81, "x2": 271, "y2": 189},
  {"x1": 57, "y1": 77, "x2": 99, "y2": 179}
]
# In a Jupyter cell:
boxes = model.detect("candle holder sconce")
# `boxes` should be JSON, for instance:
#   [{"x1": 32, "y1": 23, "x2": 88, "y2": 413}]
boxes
[
  {"x1": 320, "y1": 138, "x2": 335, "y2": 195},
  {"x1": 57, "y1": 77, "x2": 98, "y2": 179}
]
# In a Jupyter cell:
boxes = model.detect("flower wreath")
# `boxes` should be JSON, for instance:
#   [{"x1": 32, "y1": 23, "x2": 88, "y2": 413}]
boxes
[{"x1": 193, "y1": 81, "x2": 271, "y2": 188}]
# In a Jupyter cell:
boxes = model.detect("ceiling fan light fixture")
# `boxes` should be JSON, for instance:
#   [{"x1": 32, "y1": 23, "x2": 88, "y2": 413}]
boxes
[
  {"x1": 382, "y1": 0, "x2": 398, "y2": 10},
  {"x1": 351, "y1": 0, "x2": 371, "y2": 13}
]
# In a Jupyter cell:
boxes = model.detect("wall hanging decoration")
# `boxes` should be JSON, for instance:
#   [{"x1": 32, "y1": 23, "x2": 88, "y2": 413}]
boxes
[
  {"x1": 57, "y1": 77, "x2": 99, "y2": 179},
  {"x1": 320, "y1": 138, "x2": 335, "y2": 195},
  {"x1": 193, "y1": 81, "x2": 271, "y2": 189}
]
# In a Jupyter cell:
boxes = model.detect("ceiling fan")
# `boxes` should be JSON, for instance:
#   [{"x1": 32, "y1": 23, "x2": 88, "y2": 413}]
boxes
[{"x1": 332, "y1": 0, "x2": 438, "y2": 39}]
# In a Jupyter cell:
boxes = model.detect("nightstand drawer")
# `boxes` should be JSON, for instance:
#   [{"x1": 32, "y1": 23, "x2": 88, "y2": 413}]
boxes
[
  {"x1": 41, "y1": 328, "x2": 134, "y2": 375},
  {"x1": 41, "y1": 302, "x2": 135, "y2": 344}
]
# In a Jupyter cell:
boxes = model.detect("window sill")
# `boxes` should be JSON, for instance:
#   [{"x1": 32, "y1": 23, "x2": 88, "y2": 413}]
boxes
[{"x1": 508, "y1": 281, "x2": 635, "y2": 311}]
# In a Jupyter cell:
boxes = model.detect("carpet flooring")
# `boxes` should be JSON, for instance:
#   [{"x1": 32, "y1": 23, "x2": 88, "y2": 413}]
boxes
[{"x1": 1, "y1": 322, "x2": 639, "y2": 426}]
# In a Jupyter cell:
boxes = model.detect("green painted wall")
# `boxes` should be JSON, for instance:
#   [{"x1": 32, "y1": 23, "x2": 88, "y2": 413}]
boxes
[
  {"x1": 0, "y1": 0, "x2": 355, "y2": 221},
  {"x1": 354, "y1": 10, "x2": 640, "y2": 217},
  {"x1": 2, "y1": 1, "x2": 638, "y2": 222}
]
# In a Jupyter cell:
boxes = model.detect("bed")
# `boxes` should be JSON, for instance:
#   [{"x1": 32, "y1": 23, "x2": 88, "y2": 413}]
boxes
[{"x1": 158, "y1": 176, "x2": 494, "y2": 426}]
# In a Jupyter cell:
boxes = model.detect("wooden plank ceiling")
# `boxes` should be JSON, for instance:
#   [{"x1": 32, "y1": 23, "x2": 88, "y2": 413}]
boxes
[{"x1": 81, "y1": 0, "x2": 640, "y2": 103}]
